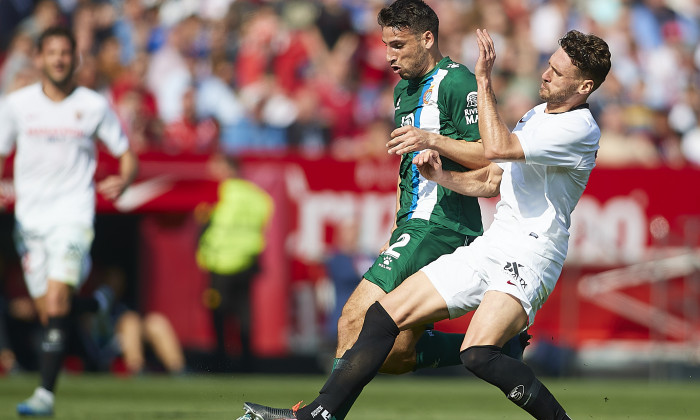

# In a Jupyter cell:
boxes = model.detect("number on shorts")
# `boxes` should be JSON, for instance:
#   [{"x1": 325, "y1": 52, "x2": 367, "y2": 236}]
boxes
[{"x1": 383, "y1": 233, "x2": 410, "y2": 259}]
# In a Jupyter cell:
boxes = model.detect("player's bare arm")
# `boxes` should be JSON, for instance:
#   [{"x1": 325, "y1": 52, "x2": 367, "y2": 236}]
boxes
[
  {"x1": 97, "y1": 149, "x2": 139, "y2": 201},
  {"x1": 413, "y1": 149, "x2": 502, "y2": 198},
  {"x1": 386, "y1": 125, "x2": 490, "y2": 169},
  {"x1": 475, "y1": 29, "x2": 524, "y2": 162}
]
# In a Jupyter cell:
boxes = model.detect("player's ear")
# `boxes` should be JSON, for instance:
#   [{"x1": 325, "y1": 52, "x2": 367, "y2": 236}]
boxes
[
  {"x1": 578, "y1": 79, "x2": 594, "y2": 96},
  {"x1": 423, "y1": 30, "x2": 435, "y2": 49}
]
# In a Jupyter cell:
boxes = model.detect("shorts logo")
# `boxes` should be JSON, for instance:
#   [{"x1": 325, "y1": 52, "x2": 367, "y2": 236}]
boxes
[
  {"x1": 504, "y1": 261, "x2": 526, "y2": 289},
  {"x1": 508, "y1": 384, "x2": 525, "y2": 401}
]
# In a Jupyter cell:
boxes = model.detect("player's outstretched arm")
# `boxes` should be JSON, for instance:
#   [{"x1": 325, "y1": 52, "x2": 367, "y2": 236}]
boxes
[
  {"x1": 387, "y1": 126, "x2": 490, "y2": 170},
  {"x1": 475, "y1": 29, "x2": 524, "y2": 162},
  {"x1": 413, "y1": 150, "x2": 502, "y2": 197}
]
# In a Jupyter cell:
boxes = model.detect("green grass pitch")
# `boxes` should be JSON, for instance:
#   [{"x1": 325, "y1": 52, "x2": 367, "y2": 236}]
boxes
[{"x1": 1, "y1": 373, "x2": 698, "y2": 419}]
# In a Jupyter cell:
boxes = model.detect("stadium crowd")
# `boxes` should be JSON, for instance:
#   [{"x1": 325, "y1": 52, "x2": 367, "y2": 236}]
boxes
[{"x1": 0, "y1": 0, "x2": 699, "y2": 166}]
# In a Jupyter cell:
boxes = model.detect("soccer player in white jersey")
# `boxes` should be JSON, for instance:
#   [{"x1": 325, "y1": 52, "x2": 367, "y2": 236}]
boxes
[
  {"x1": 0, "y1": 27, "x2": 138, "y2": 417},
  {"x1": 238, "y1": 29, "x2": 610, "y2": 420}
]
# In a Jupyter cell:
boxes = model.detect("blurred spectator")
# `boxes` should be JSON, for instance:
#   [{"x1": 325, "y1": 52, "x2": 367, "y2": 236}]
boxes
[
  {"x1": 322, "y1": 219, "x2": 373, "y2": 342},
  {"x1": 89, "y1": 267, "x2": 186, "y2": 375},
  {"x1": 163, "y1": 86, "x2": 219, "y2": 155},
  {"x1": 0, "y1": 295, "x2": 19, "y2": 374},
  {"x1": 111, "y1": 51, "x2": 163, "y2": 153},
  {"x1": 596, "y1": 102, "x2": 661, "y2": 168},
  {"x1": 96, "y1": 36, "x2": 126, "y2": 90},
  {"x1": 0, "y1": 32, "x2": 35, "y2": 94},
  {"x1": 196, "y1": 154, "x2": 273, "y2": 370},
  {"x1": 0, "y1": 0, "x2": 698, "y2": 162},
  {"x1": 196, "y1": 56, "x2": 245, "y2": 142},
  {"x1": 146, "y1": 15, "x2": 199, "y2": 124},
  {"x1": 16, "y1": 0, "x2": 63, "y2": 43}
]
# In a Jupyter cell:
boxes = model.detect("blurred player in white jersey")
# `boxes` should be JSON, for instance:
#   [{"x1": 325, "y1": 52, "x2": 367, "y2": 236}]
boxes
[{"x1": 0, "y1": 27, "x2": 138, "y2": 417}]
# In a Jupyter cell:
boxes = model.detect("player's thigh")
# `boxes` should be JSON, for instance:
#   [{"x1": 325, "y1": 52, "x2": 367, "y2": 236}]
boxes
[
  {"x1": 45, "y1": 225, "x2": 94, "y2": 290},
  {"x1": 381, "y1": 270, "x2": 452, "y2": 329},
  {"x1": 14, "y1": 226, "x2": 49, "y2": 299},
  {"x1": 462, "y1": 290, "x2": 528, "y2": 349},
  {"x1": 363, "y1": 220, "x2": 470, "y2": 293}
]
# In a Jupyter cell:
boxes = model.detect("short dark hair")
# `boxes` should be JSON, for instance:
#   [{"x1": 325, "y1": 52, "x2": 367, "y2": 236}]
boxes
[
  {"x1": 37, "y1": 26, "x2": 76, "y2": 53},
  {"x1": 377, "y1": 0, "x2": 439, "y2": 41},
  {"x1": 559, "y1": 30, "x2": 611, "y2": 93}
]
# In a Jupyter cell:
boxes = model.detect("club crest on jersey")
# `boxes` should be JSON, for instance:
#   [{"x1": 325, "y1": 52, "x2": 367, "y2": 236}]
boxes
[{"x1": 422, "y1": 87, "x2": 433, "y2": 105}]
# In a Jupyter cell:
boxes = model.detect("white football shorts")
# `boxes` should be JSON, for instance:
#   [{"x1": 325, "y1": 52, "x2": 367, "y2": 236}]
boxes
[
  {"x1": 420, "y1": 231, "x2": 563, "y2": 327},
  {"x1": 14, "y1": 224, "x2": 94, "y2": 298}
]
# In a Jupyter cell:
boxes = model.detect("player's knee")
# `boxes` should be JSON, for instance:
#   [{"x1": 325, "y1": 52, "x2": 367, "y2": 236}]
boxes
[
  {"x1": 143, "y1": 312, "x2": 168, "y2": 333},
  {"x1": 336, "y1": 306, "x2": 364, "y2": 352},
  {"x1": 44, "y1": 294, "x2": 71, "y2": 318},
  {"x1": 460, "y1": 345, "x2": 500, "y2": 378}
]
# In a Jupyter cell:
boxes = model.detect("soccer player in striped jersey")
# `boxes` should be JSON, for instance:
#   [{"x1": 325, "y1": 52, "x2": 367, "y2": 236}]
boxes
[{"x1": 237, "y1": 1, "x2": 526, "y2": 420}]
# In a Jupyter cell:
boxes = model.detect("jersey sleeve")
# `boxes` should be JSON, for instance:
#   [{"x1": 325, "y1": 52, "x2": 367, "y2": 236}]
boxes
[
  {"x1": 96, "y1": 102, "x2": 130, "y2": 157},
  {"x1": 440, "y1": 69, "x2": 480, "y2": 142},
  {"x1": 0, "y1": 98, "x2": 17, "y2": 155},
  {"x1": 516, "y1": 113, "x2": 599, "y2": 169}
]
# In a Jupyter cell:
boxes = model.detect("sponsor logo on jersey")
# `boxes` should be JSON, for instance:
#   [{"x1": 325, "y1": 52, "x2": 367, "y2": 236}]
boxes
[
  {"x1": 422, "y1": 87, "x2": 433, "y2": 105},
  {"x1": 464, "y1": 91, "x2": 478, "y2": 124},
  {"x1": 401, "y1": 114, "x2": 414, "y2": 127},
  {"x1": 466, "y1": 91, "x2": 478, "y2": 108},
  {"x1": 379, "y1": 255, "x2": 393, "y2": 271},
  {"x1": 447, "y1": 63, "x2": 460, "y2": 69},
  {"x1": 395, "y1": 97, "x2": 401, "y2": 110},
  {"x1": 75, "y1": 111, "x2": 83, "y2": 120},
  {"x1": 504, "y1": 261, "x2": 526, "y2": 289}
]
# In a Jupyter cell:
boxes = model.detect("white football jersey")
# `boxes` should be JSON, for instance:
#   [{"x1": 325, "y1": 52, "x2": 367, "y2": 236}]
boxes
[
  {"x1": 487, "y1": 103, "x2": 600, "y2": 266},
  {"x1": 0, "y1": 83, "x2": 129, "y2": 230}
]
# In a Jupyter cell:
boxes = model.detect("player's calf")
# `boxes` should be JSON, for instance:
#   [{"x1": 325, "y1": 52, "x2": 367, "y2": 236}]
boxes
[{"x1": 461, "y1": 345, "x2": 570, "y2": 420}]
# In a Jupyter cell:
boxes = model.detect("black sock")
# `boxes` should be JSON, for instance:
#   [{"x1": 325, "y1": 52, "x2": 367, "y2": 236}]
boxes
[
  {"x1": 295, "y1": 302, "x2": 399, "y2": 420},
  {"x1": 461, "y1": 345, "x2": 568, "y2": 420},
  {"x1": 414, "y1": 329, "x2": 464, "y2": 369},
  {"x1": 70, "y1": 296, "x2": 99, "y2": 315},
  {"x1": 40, "y1": 316, "x2": 70, "y2": 392}
]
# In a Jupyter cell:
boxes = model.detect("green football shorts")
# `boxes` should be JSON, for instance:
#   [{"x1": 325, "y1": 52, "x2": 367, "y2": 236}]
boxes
[{"x1": 364, "y1": 219, "x2": 475, "y2": 293}]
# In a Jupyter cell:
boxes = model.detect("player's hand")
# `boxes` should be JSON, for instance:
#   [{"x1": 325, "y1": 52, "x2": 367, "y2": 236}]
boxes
[
  {"x1": 475, "y1": 29, "x2": 496, "y2": 82},
  {"x1": 413, "y1": 149, "x2": 443, "y2": 182},
  {"x1": 97, "y1": 175, "x2": 129, "y2": 201},
  {"x1": 387, "y1": 125, "x2": 435, "y2": 155}
]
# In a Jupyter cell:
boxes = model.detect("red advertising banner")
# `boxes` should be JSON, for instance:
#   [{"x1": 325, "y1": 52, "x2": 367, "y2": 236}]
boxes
[{"x1": 3, "y1": 152, "x2": 699, "y2": 358}]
